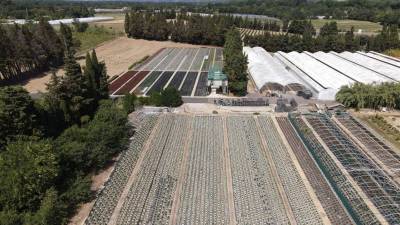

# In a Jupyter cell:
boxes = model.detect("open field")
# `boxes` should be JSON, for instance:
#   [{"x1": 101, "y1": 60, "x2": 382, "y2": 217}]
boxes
[
  {"x1": 74, "y1": 26, "x2": 123, "y2": 53},
  {"x1": 92, "y1": 13, "x2": 125, "y2": 33},
  {"x1": 311, "y1": 19, "x2": 382, "y2": 34},
  {"x1": 22, "y1": 38, "x2": 205, "y2": 94},
  {"x1": 110, "y1": 47, "x2": 223, "y2": 97}
]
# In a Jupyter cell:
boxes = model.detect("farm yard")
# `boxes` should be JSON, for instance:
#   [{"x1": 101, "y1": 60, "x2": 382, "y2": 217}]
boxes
[
  {"x1": 109, "y1": 47, "x2": 223, "y2": 97},
  {"x1": 83, "y1": 111, "x2": 400, "y2": 225}
]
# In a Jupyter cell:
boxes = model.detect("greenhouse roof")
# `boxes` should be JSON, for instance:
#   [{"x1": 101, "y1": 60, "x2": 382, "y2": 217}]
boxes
[{"x1": 208, "y1": 66, "x2": 227, "y2": 81}]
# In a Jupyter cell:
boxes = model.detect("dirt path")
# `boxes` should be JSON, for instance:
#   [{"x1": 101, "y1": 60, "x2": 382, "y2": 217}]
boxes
[
  {"x1": 222, "y1": 116, "x2": 238, "y2": 225},
  {"x1": 23, "y1": 37, "x2": 208, "y2": 94},
  {"x1": 169, "y1": 116, "x2": 194, "y2": 225},
  {"x1": 107, "y1": 115, "x2": 161, "y2": 225}
]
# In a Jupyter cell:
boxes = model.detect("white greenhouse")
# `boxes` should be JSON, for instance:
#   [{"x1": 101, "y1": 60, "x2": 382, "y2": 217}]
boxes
[{"x1": 244, "y1": 47, "x2": 400, "y2": 100}]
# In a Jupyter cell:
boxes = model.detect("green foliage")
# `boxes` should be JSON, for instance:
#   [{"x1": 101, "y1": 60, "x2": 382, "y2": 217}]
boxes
[
  {"x1": 58, "y1": 175, "x2": 91, "y2": 211},
  {"x1": 224, "y1": 29, "x2": 248, "y2": 96},
  {"x1": 0, "y1": 2, "x2": 93, "y2": 20},
  {"x1": 83, "y1": 49, "x2": 109, "y2": 101},
  {"x1": 0, "y1": 24, "x2": 126, "y2": 223},
  {"x1": 365, "y1": 114, "x2": 400, "y2": 146},
  {"x1": 319, "y1": 21, "x2": 339, "y2": 37},
  {"x1": 72, "y1": 21, "x2": 89, "y2": 33},
  {"x1": 126, "y1": 12, "x2": 170, "y2": 41},
  {"x1": 245, "y1": 22, "x2": 399, "y2": 53},
  {"x1": 45, "y1": 50, "x2": 109, "y2": 127},
  {"x1": 0, "y1": 210, "x2": 23, "y2": 225},
  {"x1": 288, "y1": 20, "x2": 316, "y2": 35},
  {"x1": 0, "y1": 86, "x2": 39, "y2": 149},
  {"x1": 60, "y1": 23, "x2": 79, "y2": 55},
  {"x1": 149, "y1": 91, "x2": 162, "y2": 106},
  {"x1": 0, "y1": 20, "x2": 64, "y2": 83},
  {"x1": 73, "y1": 26, "x2": 121, "y2": 53},
  {"x1": 56, "y1": 100, "x2": 129, "y2": 174},
  {"x1": 142, "y1": 87, "x2": 183, "y2": 107},
  {"x1": 26, "y1": 188, "x2": 63, "y2": 225},
  {"x1": 125, "y1": 12, "x2": 234, "y2": 46},
  {"x1": 0, "y1": 138, "x2": 58, "y2": 211},
  {"x1": 123, "y1": 93, "x2": 137, "y2": 113},
  {"x1": 160, "y1": 87, "x2": 183, "y2": 107},
  {"x1": 336, "y1": 83, "x2": 400, "y2": 110}
]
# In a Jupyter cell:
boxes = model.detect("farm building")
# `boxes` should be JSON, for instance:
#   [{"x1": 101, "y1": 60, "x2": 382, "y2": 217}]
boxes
[
  {"x1": 207, "y1": 65, "x2": 228, "y2": 94},
  {"x1": 244, "y1": 47, "x2": 400, "y2": 100}
]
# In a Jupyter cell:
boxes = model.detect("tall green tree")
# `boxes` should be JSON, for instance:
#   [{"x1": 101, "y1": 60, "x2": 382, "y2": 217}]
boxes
[
  {"x1": 83, "y1": 49, "x2": 109, "y2": 100},
  {"x1": 0, "y1": 86, "x2": 39, "y2": 149},
  {"x1": 0, "y1": 138, "x2": 58, "y2": 211},
  {"x1": 224, "y1": 28, "x2": 248, "y2": 96}
]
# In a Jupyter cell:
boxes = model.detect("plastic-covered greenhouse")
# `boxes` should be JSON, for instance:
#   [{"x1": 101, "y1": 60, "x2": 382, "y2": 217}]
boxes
[
  {"x1": 244, "y1": 47, "x2": 400, "y2": 100},
  {"x1": 243, "y1": 47, "x2": 307, "y2": 92}
]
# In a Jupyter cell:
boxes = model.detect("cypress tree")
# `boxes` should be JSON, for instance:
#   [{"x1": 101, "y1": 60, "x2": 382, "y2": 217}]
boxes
[
  {"x1": 59, "y1": 23, "x2": 75, "y2": 55},
  {"x1": 124, "y1": 13, "x2": 130, "y2": 36},
  {"x1": 83, "y1": 52, "x2": 96, "y2": 96}
]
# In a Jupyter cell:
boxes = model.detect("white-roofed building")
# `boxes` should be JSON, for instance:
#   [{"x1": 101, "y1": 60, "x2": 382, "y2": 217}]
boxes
[
  {"x1": 307, "y1": 52, "x2": 393, "y2": 84},
  {"x1": 243, "y1": 47, "x2": 309, "y2": 94},
  {"x1": 244, "y1": 46, "x2": 400, "y2": 100},
  {"x1": 335, "y1": 52, "x2": 400, "y2": 81}
]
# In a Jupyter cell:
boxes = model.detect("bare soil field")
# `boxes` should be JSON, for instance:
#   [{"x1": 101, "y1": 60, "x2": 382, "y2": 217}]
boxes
[{"x1": 23, "y1": 37, "x2": 206, "y2": 93}]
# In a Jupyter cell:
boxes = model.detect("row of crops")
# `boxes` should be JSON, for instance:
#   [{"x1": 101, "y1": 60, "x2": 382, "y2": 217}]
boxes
[
  {"x1": 85, "y1": 116, "x2": 159, "y2": 225},
  {"x1": 87, "y1": 113, "x2": 400, "y2": 225},
  {"x1": 109, "y1": 47, "x2": 223, "y2": 96},
  {"x1": 239, "y1": 28, "x2": 266, "y2": 38}
]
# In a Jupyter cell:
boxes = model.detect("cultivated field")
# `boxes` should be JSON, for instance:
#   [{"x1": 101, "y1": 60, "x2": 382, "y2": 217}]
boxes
[
  {"x1": 300, "y1": 113, "x2": 400, "y2": 224},
  {"x1": 84, "y1": 113, "x2": 387, "y2": 225},
  {"x1": 109, "y1": 47, "x2": 223, "y2": 97},
  {"x1": 23, "y1": 38, "x2": 204, "y2": 94},
  {"x1": 311, "y1": 19, "x2": 382, "y2": 34}
]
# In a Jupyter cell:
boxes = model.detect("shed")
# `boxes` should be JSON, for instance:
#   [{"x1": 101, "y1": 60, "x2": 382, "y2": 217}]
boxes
[{"x1": 208, "y1": 66, "x2": 228, "y2": 94}]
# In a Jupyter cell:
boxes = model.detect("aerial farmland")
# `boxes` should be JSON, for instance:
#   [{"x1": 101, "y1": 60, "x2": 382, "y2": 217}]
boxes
[
  {"x1": 109, "y1": 47, "x2": 223, "y2": 97},
  {"x1": 84, "y1": 109, "x2": 400, "y2": 225}
]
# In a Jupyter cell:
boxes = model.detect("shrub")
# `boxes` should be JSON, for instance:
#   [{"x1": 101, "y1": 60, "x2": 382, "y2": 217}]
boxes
[
  {"x1": 122, "y1": 93, "x2": 137, "y2": 113},
  {"x1": 160, "y1": 87, "x2": 183, "y2": 107}
]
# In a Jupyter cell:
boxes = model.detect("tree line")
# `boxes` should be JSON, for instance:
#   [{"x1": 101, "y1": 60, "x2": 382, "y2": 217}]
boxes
[
  {"x1": 244, "y1": 21, "x2": 400, "y2": 53},
  {"x1": 3, "y1": 0, "x2": 400, "y2": 26},
  {"x1": 125, "y1": 12, "x2": 236, "y2": 46},
  {"x1": 224, "y1": 29, "x2": 248, "y2": 96},
  {"x1": 0, "y1": 25, "x2": 132, "y2": 224},
  {"x1": 0, "y1": 20, "x2": 65, "y2": 84},
  {"x1": 0, "y1": 0, "x2": 94, "y2": 20},
  {"x1": 124, "y1": 12, "x2": 280, "y2": 46},
  {"x1": 0, "y1": 20, "x2": 87, "y2": 84},
  {"x1": 206, "y1": 0, "x2": 400, "y2": 26},
  {"x1": 336, "y1": 82, "x2": 400, "y2": 110}
]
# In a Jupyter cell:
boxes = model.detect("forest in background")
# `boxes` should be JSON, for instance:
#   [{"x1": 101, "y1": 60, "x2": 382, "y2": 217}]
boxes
[
  {"x1": 3, "y1": 0, "x2": 400, "y2": 25},
  {"x1": 244, "y1": 21, "x2": 400, "y2": 52}
]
